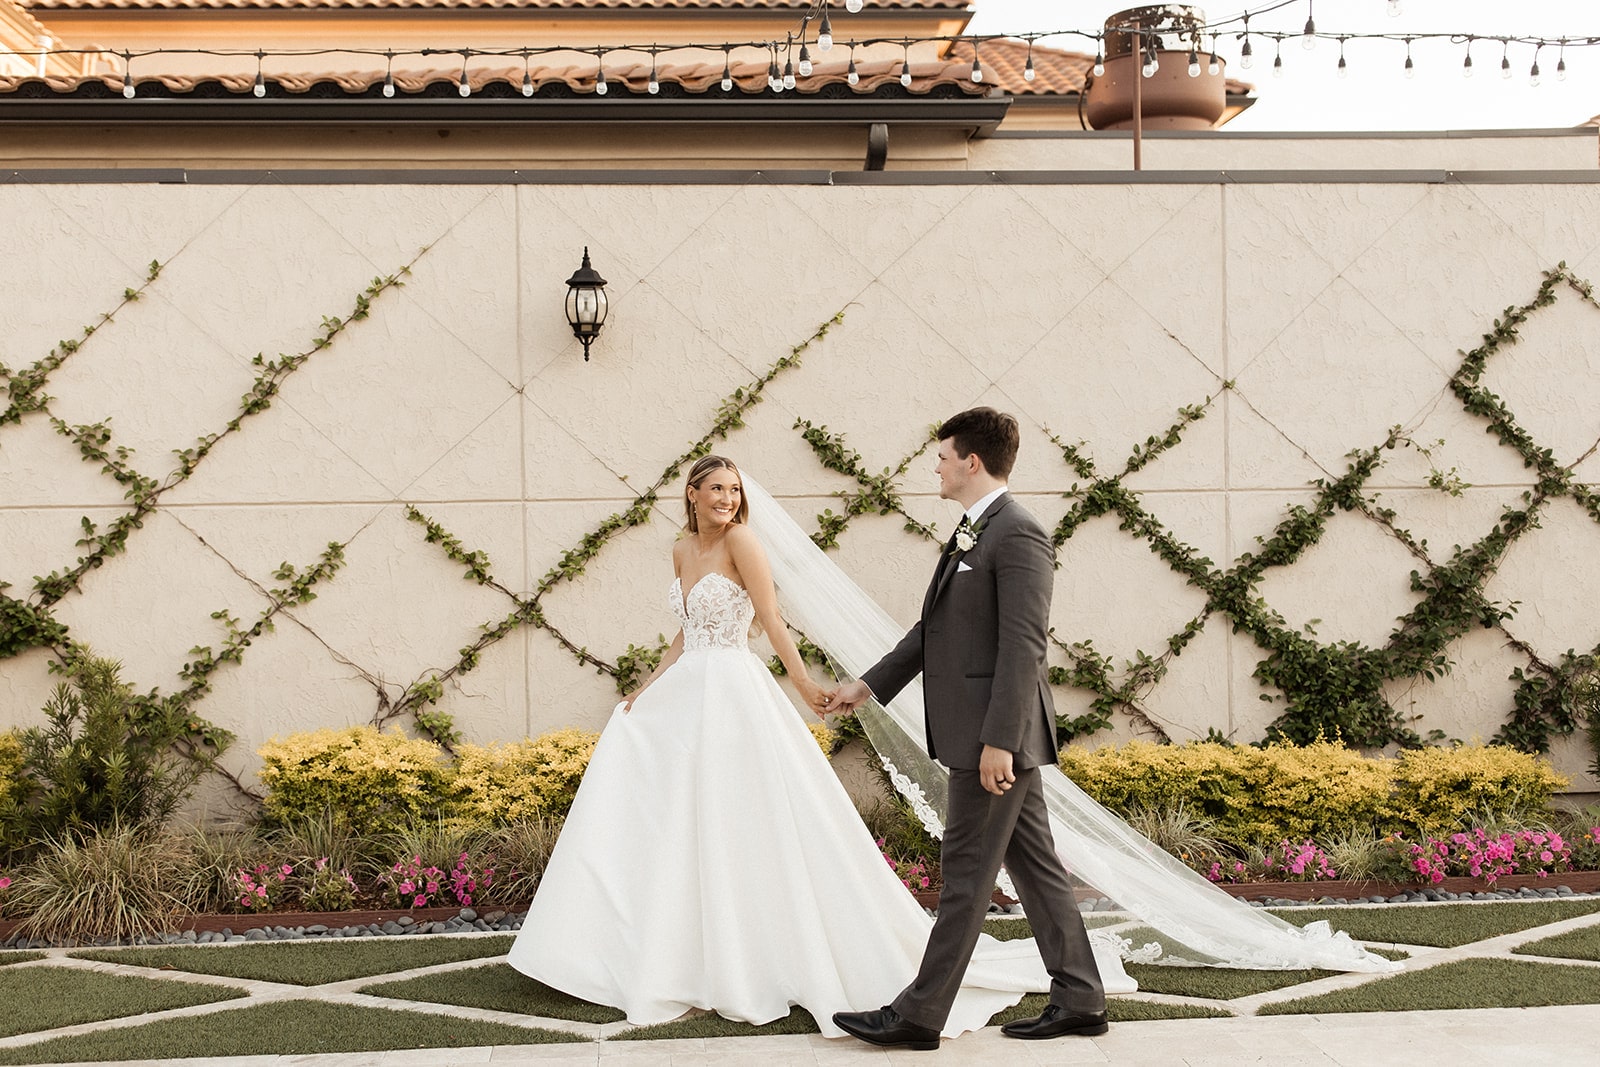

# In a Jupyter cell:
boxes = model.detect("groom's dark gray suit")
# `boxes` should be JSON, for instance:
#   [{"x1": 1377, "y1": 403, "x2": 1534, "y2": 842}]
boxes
[{"x1": 860, "y1": 492, "x2": 1105, "y2": 1028}]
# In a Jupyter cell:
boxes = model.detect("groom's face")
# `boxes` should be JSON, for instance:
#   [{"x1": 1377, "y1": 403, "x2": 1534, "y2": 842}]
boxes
[{"x1": 934, "y1": 438, "x2": 974, "y2": 502}]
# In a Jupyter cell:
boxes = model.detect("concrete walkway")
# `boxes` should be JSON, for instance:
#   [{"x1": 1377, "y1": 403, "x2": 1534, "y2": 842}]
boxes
[{"x1": 18, "y1": 1005, "x2": 1600, "y2": 1065}]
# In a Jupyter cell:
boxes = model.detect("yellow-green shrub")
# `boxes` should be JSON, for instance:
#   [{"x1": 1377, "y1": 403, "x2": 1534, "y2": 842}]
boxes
[
  {"x1": 1059, "y1": 738, "x2": 1567, "y2": 846},
  {"x1": 258, "y1": 726, "x2": 452, "y2": 835},
  {"x1": 0, "y1": 731, "x2": 24, "y2": 805},
  {"x1": 1386, "y1": 744, "x2": 1567, "y2": 837},
  {"x1": 451, "y1": 730, "x2": 600, "y2": 824}
]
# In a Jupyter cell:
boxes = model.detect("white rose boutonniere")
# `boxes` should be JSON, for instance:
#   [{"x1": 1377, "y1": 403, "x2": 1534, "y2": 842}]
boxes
[{"x1": 951, "y1": 516, "x2": 985, "y2": 554}]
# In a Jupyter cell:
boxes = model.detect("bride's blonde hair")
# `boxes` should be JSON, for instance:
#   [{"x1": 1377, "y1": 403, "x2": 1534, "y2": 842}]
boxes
[{"x1": 683, "y1": 455, "x2": 749, "y2": 533}]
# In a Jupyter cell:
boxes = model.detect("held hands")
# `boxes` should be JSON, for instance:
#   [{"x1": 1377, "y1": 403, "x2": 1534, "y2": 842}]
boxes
[
  {"x1": 824, "y1": 679, "x2": 872, "y2": 715},
  {"x1": 795, "y1": 678, "x2": 834, "y2": 720},
  {"x1": 979, "y1": 744, "x2": 1015, "y2": 796}
]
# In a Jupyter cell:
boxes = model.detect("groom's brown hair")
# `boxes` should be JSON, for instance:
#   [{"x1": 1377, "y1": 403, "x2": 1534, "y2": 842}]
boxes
[{"x1": 937, "y1": 407, "x2": 1019, "y2": 480}]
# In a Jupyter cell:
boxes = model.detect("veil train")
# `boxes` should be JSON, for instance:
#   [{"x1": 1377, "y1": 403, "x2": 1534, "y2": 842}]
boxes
[{"x1": 742, "y1": 473, "x2": 1396, "y2": 974}]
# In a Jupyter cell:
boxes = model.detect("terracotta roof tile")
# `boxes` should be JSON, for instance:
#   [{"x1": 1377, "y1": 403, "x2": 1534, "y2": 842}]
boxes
[
  {"x1": 24, "y1": 0, "x2": 968, "y2": 10},
  {"x1": 946, "y1": 37, "x2": 1252, "y2": 98},
  {"x1": 0, "y1": 51, "x2": 993, "y2": 97}
]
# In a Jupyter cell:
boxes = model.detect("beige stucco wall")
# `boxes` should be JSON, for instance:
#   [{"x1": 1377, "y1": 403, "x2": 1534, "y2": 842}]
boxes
[{"x1": 3, "y1": 174, "x2": 1599, "y2": 812}]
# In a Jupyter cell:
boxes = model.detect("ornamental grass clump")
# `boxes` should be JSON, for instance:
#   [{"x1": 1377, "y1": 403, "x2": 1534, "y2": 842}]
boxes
[
  {"x1": 258, "y1": 726, "x2": 452, "y2": 836},
  {"x1": 450, "y1": 731, "x2": 599, "y2": 823},
  {"x1": 10, "y1": 823, "x2": 189, "y2": 942}
]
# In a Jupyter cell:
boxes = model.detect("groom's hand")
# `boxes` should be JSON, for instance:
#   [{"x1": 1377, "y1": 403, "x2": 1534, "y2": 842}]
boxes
[
  {"x1": 825, "y1": 679, "x2": 871, "y2": 714},
  {"x1": 980, "y1": 745, "x2": 1015, "y2": 796}
]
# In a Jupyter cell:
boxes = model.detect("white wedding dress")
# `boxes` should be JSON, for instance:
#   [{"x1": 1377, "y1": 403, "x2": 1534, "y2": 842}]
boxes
[{"x1": 507, "y1": 571, "x2": 1136, "y2": 1038}]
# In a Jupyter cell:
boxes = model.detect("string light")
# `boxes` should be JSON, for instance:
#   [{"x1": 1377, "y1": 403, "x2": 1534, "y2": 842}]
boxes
[
  {"x1": 1501, "y1": 40, "x2": 1513, "y2": 79},
  {"x1": 846, "y1": 49, "x2": 859, "y2": 86},
  {"x1": 521, "y1": 50, "x2": 534, "y2": 97},
  {"x1": 720, "y1": 49, "x2": 733, "y2": 92},
  {"x1": 1403, "y1": 38, "x2": 1414, "y2": 79},
  {"x1": 1336, "y1": 37, "x2": 1347, "y2": 78},
  {"x1": 1462, "y1": 38, "x2": 1473, "y2": 78},
  {"x1": 1302, "y1": 2, "x2": 1316, "y2": 51},
  {"x1": 900, "y1": 41, "x2": 911, "y2": 88},
  {"x1": 1239, "y1": 12, "x2": 1254, "y2": 71},
  {"x1": 782, "y1": 53, "x2": 795, "y2": 90},
  {"x1": 845, "y1": 0, "x2": 863, "y2": 12},
  {"x1": 767, "y1": 48, "x2": 780, "y2": 92},
  {"x1": 817, "y1": 11, "x2": 833, "y2": 53},
  {"x1": 1024, "y1": 38, "x2": 1036, "y2": 82},
  {"x1": 457, "y1": 50, "x2": 471, "y2": 97},
  {"x1": 382, "y1": 51, "x2": 394, "y2": 97},
  {"x1": 1188, "y1": 45, "x2": 1200, "y2": 77},
  {"x1": 253, "y1": 51, "x2": 265, "y2": 98},
  {"x1": 1272, "y1": 37, "x2": 1283, "y2": 78},
  {"x1": 1207, "y1": 34, "x2": 1221, "y2": 76},
  {"x1": 1529, "y1": 49, "x2": 1541, "y2": 87},
  {"x1": 121, "y1": 50, "x2": 133, "y2": 98},
  {"x1": 648, "y1": 51, "x2": 660, "y2": 94},
  {"x1": 595, "y1": 51, "x2": 608, "y2": 95},
  {"x1": 1557, "y1": 40, "x2": 1568, "y2": 80},
  {"x1": 1142, "y1": 39, "x2": 1159, "y2": 78},
  {"x1": 798, "y1": 42, "x2": 813, "y2": 78},
  {"x1": 1092, "y1": 36, "x2": 1105, "y2": 77},
  {"x1": 971, "y1": 39, "x2": 983, "y2": 83}
]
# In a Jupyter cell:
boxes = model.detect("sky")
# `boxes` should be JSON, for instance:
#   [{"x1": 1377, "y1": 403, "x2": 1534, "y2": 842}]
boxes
[{"x1": 963, "y1": 1, "x2": 1600, "y2": 131}]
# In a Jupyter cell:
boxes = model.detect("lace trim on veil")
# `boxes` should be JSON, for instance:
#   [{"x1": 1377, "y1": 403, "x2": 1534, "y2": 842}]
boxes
[{"x1": 741, "y1": 474, "x2": 1397, "y2": 974}]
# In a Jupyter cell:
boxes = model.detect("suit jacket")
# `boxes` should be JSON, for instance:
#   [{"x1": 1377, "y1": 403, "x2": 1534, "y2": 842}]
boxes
[{"x1": 861, "y1": 493, "x2": 1059, "y2": 771}]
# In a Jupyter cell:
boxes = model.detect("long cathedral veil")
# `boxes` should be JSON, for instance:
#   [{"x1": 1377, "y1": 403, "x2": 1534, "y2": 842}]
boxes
[{"x1": 742, "y1": 474, "x2": 1396, "y2": 973}]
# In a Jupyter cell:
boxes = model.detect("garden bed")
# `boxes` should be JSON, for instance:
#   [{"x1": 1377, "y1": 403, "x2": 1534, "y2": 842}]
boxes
[{"x1": 0, "y1": 903, "x2": 521, "y2": 943}]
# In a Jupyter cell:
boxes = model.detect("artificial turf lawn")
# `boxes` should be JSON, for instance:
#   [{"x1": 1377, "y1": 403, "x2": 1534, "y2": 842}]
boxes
[
  {"x1": 1513, "y1": 922, "x2": 1600, "y2": 961},
  {"x1": 987, "y1": 993, "x2": 1229, "y2": 1026},
  {"x1": 0, "y1": 999, "x2": 583, "y2": 1064},
  {"x1": 611, "y1": 1006, "x2": 822, "y2": 1041},
  {"x1": 0, "y1": 951, "x2": 46, "y2": 967},
  {"x1": 1257, "y1": 957, "x2": 1600, "y2": 1014},
  {"x1": 69, "y1": 934, "x2": 514, "y2": 985},
  {"x1": 362, "y1": 962, "x2": 626, "y2": 1023},
  {"x1": 0, "y1": 966, "x2": 245, "y2": 1039},
  {"x1": 1269, "y1": 898, "x2": 1600, "y2": 948}
]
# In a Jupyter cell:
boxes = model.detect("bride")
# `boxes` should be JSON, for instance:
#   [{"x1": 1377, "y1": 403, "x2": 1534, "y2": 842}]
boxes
[{"x1": 506, "y1": 455, "x2": 1128, "y2": 1037}]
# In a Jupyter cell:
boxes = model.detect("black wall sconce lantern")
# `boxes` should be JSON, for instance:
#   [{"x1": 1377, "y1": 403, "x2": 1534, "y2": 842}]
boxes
[{"x1": 564, "y1": 247, "x2": 609, "y2": 361}]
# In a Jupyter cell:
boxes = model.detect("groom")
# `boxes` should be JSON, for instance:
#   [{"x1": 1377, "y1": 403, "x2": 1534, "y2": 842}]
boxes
[{"x1": 825, "y1": 407, "x2": 1107, "y2": 1049}]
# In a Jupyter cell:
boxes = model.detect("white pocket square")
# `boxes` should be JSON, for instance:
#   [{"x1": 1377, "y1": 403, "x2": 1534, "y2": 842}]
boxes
[{"x1": 956, "y1": 561, "x2": 973, "y2": 572}]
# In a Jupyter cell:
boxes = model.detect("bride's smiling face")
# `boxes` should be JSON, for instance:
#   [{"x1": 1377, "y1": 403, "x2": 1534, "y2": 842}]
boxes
[{"x1": 689, "y1": 468, "x2": 743, "y2": 531}]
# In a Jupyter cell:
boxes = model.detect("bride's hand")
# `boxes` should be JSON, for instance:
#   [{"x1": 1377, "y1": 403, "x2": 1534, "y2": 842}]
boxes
[
  {"x1": 797, "y1": 680, "x2": 830, "y2": 719},
  {"x1": 621, "y1": 689, "x2": 642, "y2": 713}
]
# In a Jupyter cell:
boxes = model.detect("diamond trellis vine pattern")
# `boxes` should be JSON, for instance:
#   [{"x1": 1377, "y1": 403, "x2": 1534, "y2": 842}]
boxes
[{"x1": 3, "y1": 180, "x2": 1600, "y2": 802}]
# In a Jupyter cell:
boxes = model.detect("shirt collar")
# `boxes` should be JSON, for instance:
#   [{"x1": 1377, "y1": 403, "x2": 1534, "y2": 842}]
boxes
[{"x1": 966, "y1": 485, "x2": 1008, "y2": 525}]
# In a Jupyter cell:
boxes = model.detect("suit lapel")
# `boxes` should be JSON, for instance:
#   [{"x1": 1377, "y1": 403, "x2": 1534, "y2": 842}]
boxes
[{"x1": 923, "y1": 494, "x2": 1012, "y2": 616}]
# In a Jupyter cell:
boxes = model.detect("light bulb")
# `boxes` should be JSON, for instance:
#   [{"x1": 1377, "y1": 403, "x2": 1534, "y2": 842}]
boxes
[
  {"x1": 1273, "y1": 53, "x2": 1283, "y2": 78},
  {"x1": 1092, "y1": 52, "x2": 1105, "y2": 77},
  {"x1": 648, "y1": 76, "x2": 659, "y2": 94},
  {"x1": 1501, "y1": 55, "x2": 1512, "y2": 79},
  {"x1": 1208, "y1": 53, "x2": 1220, "y2": 76},
  {"x1": 845, "y1": 0, "x2": 863, "y2": 12},
  {"x1": 458, "y1": 80, "x2": 470, "y2": 97},
  {"x1": 720, "y1": 59, "x2": 732, "y2": 92},
  {"x1": 1337, "y1": 55, "x2": 1347, "y2": 78},
  {"x1": 818, "y1": 13, "x2": 833, "y2": 52},
  {"x1": 1557, "y1": 57, "x2": 1567, "y2": 81},
  {"x1": 799, "y1": 44, "x2": 812, "y2": 78},
  {"x1": 1240, "y1": 39, "x2": 1253, "y2": 70},
  {"x1": 383, "y1": 71, "x2": 394, "y2": 97},
  {"x1": 1024, "y1": 55, "x2": 1035, "y2": 81},
  {"x1": 900, "y1": 65, "x2": 912, "y2": 88},
  {"x1": 1142, "y1": 59, "x2": 1156, "y2": 77},
  {"x1": 1529, "y1": 61, "x2": 1540, "y2": 87},
  {"x1": 971, "y1": 57, "x2": 982, "y2": 83},
  {"x1": 522, "y1": 70, "x2": 534, "y2": 97},
  {"x1": 1187, "y1": 53, "x2": 1200, "y2": 78},
  {"x1": 253, "y1": 70, "x2": 265, "y2": 98},
  {"x1": 783, "y1": 59, "x2": 795, "y2": 90},
  {"x1": 847, "y1": 57, "x2": 859, "y2": 85},
  {"x1": 1404, "y1": 56, "x2": 1414, "y2": 79},
  {"x1": 1462, "y1": 53, "x2": 1473, "y2": 78},
  {"x1": 1302, "y1": 17, "x2": 1316, "y2": 50},
  {"x1": 122, "y1": 80, "x2": 135, "y2": 98}
]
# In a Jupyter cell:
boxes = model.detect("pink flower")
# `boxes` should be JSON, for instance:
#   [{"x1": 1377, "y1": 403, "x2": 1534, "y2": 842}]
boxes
[
  {"x1": 413, "y1": 894, "x2": 427, "y2": 907},
  {"x1": 0, "y1": 877, "x2": 11, "y2": 892},
  {"x1": 1540, "y1": 850, "x2": 1554, "y2": 864}
]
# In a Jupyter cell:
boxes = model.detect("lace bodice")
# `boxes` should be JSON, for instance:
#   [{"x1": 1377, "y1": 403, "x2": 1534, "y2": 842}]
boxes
[{"x1": 671, "y1": 572, "x2": 755, "y2": 651}]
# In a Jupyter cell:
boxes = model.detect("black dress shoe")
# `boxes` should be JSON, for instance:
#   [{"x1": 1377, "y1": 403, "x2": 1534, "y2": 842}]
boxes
[
  {"x1": 1000, "y1": 1003, "x2": 1109, "y2": 1039},
  {"x1": 832, "y1": 1005, "x2": 941, "y2": 1050}
]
